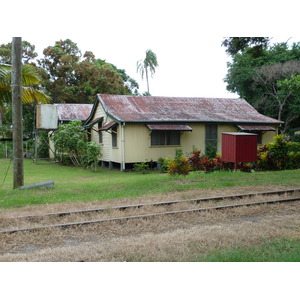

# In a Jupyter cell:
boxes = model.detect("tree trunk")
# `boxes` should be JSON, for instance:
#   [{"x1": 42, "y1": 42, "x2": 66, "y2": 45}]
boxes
[{"x1": 145, "y1": 68, "x2": 149, "y2": 94}]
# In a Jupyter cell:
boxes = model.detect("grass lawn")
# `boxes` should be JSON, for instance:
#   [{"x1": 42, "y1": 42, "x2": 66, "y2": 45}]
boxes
[
  {"x1": 1, "y1": 158, "x2": 300, "y2": 210},
  {"x1": 194, "y1": 238, "x2": 300, "y2": 262},
  {"x1": 1, "y1": 159, "x2": 299, "y2": 263}
]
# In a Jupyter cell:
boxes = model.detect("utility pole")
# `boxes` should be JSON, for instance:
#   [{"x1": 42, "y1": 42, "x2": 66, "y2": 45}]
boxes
[{"x1": 12, "y1": 37, "x2": 24, "y2": 189}]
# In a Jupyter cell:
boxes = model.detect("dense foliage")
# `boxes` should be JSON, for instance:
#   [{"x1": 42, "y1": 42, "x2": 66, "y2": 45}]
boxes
[
  {"x1": 257, "y1": 135, "x2": 300, "y2": 170},
  {"x1": 0, "y1": 41, "x2": 38, "y2": 64},
  {"x1": 51, "y1": 121, "x2": 102, "y2": 171},
  {"x1": 38, "y1": 39, "x2": 139, "y2": 103},
  {"x1": 224, "y1": 42, "x2": 300, "y2": 131},
  {"x1": 222, "y1": 37, "x2": 270, "y2": 57}
]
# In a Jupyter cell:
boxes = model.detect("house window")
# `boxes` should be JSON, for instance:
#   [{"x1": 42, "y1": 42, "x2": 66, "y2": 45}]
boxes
[
  {"x1": 151, "y1": 131, "x2": 180, "y2": 146},
  {"x1": 205, "y1": 124, "x2": 218, "y2": 154},
  {"x1": 98, "y1": 122, "x2": 103, "y2": 144},
  {"x1": 112, "y1": 126, "x2": 117, "y2": 147}
]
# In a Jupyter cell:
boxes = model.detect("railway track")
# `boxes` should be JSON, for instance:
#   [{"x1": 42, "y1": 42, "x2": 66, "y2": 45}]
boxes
[{"x1": 1, "y1": 188, "x2": 300, "y2": 234}]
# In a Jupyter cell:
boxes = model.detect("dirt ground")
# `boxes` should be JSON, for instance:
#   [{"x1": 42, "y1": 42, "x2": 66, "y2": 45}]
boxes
[{"x1": 0, "y1": 185, "x2": 299, "y2": 261}]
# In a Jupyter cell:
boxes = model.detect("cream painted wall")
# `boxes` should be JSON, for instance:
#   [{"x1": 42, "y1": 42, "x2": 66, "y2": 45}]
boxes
[
  {"x1": 90, "y1": 103, "x2": 115, "y2": 162},
  {"x1": 262, "y1": 131, "x2": 276, "y2": 145},
  {"x1": 123, "y1": 124, "x2": 239, "y2": 163}
]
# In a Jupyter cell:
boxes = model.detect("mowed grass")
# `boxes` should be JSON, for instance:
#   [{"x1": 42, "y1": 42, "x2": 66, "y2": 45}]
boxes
[
  {"x1": 0, "y1": 158, "x2": 300, "y2": 209},
  {"x1": 194, "y1": 238, "x2": 300, "y2": 262}
]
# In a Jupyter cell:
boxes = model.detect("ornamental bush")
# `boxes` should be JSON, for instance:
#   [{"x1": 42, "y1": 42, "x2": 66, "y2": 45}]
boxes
[
  {"x1": 189, "y1": 147, "x2": 222, "y2": 172},
  {"x1": 157, "y1": 156, "x2": 172, "y2": 173},
  {"x1": 168, "y1": 148, "x2": 191, "y2": 175},
  {"x1": 161, "y1": 136, "x2": 300, "y2": 176},
  {"x1": 51, "y1": 120, "x2": 102, "y2": 171},
  {"x1": 257, "y1": 135, "x2": 300, "y2": 170},
  {"x1": 189, "y1": 148, "x2": 202, "y2": 171},
  {"x1": 133, "y1": 161, "x2": 150, "y2": 174}
]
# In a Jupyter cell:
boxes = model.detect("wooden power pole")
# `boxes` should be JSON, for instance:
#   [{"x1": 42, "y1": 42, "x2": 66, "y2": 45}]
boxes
[{"x1": 12, "y1": 37, "x2": 24, "y2": 189}]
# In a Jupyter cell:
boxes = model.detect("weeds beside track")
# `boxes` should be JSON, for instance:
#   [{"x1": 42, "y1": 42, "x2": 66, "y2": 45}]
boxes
[{"x1": 1, "y1": 188, "x2": 299, "y2": 234}]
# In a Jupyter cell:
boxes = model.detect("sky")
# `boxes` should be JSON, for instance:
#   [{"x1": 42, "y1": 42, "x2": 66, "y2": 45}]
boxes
[{"x1": 2, "y1": 0, "x2": 299, "y2": 100}]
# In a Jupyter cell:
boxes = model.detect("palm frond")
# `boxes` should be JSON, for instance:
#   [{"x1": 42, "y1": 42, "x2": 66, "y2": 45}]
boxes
[
  {"x1": 0, "y1": 64, "x2": 11, "y2": 84},
  {"x1": 136, "y1": 59, "x2": 145, "y2": 79},
  {"x1": 145, "y1": 49, "x2": 158, "y2": 77},
  {"x1": 21, "y1": 64, "x2": 41, "y2": 86},
  {"x1": 0, "y1": 63, "x2": 51, "y2": 105},
  {"x1": 22, "y1": 87, "x2": 51, "y2": 104}
]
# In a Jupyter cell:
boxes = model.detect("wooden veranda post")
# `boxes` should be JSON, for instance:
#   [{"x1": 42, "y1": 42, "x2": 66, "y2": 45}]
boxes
[{"x1": 12, "y1": 37, "x2": 24, "y2": 189}]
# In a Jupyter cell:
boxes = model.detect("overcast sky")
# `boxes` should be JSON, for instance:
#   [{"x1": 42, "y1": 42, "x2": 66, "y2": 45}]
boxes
[{"x1": 2, "y1": 0, "x2": 299, "y2": 100}]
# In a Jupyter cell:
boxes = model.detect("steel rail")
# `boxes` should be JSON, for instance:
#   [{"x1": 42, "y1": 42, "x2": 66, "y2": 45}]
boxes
[
  {"x1": 1, "y1": 196, "x2": 299, "y2": 235},
  {"x1": 14, "y1": 188, "x2": 300, "y2": 220}
]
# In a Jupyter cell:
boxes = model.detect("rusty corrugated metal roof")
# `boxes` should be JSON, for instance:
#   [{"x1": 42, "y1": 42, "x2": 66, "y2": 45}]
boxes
[
  {"x1": 84, "y1": 117, "x2": 103, "y2": 129},
  {"x1": 99, "y1": 121, "x2": 117, "y2": 131},
  {"x1": 54, "y1": 104, "x2": 93, "y2": 121},
  {"x1": 237, "y1": 125, "x2": 275, "y2": 131},
  {"x1": 97, "y1": 95, "x2": 282, "y2": 124},
  {"x1": 146, "y1": 124, "x2": 192, "y2": 131}
]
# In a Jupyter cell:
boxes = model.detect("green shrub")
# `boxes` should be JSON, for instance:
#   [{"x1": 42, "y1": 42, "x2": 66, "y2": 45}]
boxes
[
  {"x1": 82, "y1": 141, "x2": 102, "y2": 172},
  {"x1": 168, "y1": 148, "x2": 191, "y2": 175},
  {"x1": 51, "y1": 121, "x2": 102, "y2": 171},
  {"x1": 205, "y1": 142, "x2": 217, "y2": 159},
  {"x1": 257, "y1": 134, "x2": 300, "y2": 170},
  {"x1": 290, "y1": 133, "x2": 300, "y2": 143},
  {"x1": 133, "y1": 161, "x2": 150, "y2": 174},
  {"x1": 157, "y1": 156, "x2": 172, "y2": 173}
]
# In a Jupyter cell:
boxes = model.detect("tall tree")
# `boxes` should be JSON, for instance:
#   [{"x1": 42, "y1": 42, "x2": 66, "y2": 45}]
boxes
[
  {"x1": 39, "y1": 39, "x2": 139, "y2": 103},
  {"x1": 38, "y1": 39, "x2": 82, "y2": 103},
  {"x1": 253, "y1": 61, "x2": 300, "y2": 123},
  {"x1": 277, "y1": 74, "x2": 300, "y2": 131},
  {"x1": 222, "y1": 37, "x2": 270, "y2": 57},
  {"x1": 0, "y1": 41, "x2": 38, "y2": 64},
  {"x1": 74, "y1": 56, "x2": 134, "y2": 103},
  {"x1": 137, "y1": 49, "x2": 158, "y2": 95},
  {"x1": 224, "y1": 42, "x2": 300, "y2": 130}
]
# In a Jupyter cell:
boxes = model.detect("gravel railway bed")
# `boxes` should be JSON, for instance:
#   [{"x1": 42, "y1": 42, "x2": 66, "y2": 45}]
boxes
[{"x1": 1, "y1": 188, "x2": 299, "y2": 234}]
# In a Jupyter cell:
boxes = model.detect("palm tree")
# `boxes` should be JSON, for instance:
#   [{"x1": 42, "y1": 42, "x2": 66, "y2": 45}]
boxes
[
  {"x1": 0, "y1": 63, "x2": 51, "y2": 125},
  {"x1": 0, "y1": 63, "x2": 51, "y2": 104},
  {"x1": 136, "y1": 49, "x2": 158, "y2": 95}
]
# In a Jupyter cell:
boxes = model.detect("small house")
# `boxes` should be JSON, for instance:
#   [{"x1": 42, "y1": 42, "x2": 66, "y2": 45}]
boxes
[{"x1": 84, "y1": 94, "x2": 282, "y2": 170}]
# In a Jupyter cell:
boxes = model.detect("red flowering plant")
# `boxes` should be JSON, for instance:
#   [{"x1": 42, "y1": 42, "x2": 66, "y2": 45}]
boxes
[{"x1": 189, "y1": 149, "x2": 202, "y2": 171}]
